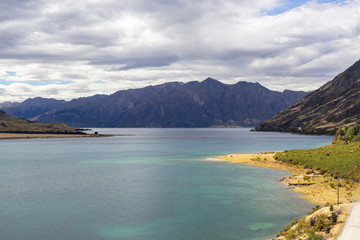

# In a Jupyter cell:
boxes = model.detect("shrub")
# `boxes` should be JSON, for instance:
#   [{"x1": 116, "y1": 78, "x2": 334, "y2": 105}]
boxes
[
  {"x1": 346, "y1": 126, "x2": 358, "y2": 142},
  {"x1": 315, "y1": 214, "x2": 332, "y2": 232},
  {"x1": 330, "y1": 212, "x2": 338, "y2": 224},
  {"x1": 309, "y1": 205, "x2": 321, "y2": 215},
  {"x1": 319, "y1": 169, "x2": 329, "y2": 175},
  {"x1": 295, "y1": 218, "x2": 309, "y2": 234},
  {"x1": 353, "y1": 135, "x2": 360, "y2": 142},
  {"x1": 336, "y1": 128, "x2": 346, "y2": 137},
  {"x1": 284, "y1": 229, "x2": 297, "y2": 240},
  {"x1": 250, "y1": 155, "x2": 262, "y2": 162},
  {"x1": 308, "y1": 233, "x2": 324, "y2": 240}
]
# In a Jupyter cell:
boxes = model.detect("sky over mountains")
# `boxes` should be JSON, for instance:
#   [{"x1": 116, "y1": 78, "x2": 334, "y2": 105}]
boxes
[{"x1": 0, "y1": 0, "x2": 359, "y2": 102}]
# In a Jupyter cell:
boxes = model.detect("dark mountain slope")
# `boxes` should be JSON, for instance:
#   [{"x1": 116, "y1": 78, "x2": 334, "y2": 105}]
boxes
[
  {"x1": 0, "y1": 97, "x2": 67, "y2": 120},
  {"x1": 255, "y1": 59, "x2": 360, "y2": 135},
  {"x1": 37, "y1": 78, "x2": 307, "y2": 127}
]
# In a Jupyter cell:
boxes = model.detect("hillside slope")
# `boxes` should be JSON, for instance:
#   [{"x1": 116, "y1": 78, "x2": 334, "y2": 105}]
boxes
[
  {"x1": 36, "y1": 78, "x2": 307, "y2": 127},
  {"x1": 0, "y1": 110, "x2": 81, "y2": 134},
  {"x1": 255, "y1": 59, "x2": 360, "y2": 135}
]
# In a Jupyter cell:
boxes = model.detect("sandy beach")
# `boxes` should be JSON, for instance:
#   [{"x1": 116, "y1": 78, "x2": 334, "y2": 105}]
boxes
[{"x1": 211, "y1": 152, "x2": 360, "y2": 239}]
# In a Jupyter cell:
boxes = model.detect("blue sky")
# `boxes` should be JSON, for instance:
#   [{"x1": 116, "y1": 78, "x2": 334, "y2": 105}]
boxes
[
  {"x1": 0, "y1": 71, "x2": 72, "y2": 86},
  {"x1": 267, "y1": 0, "x2": 346, "y2": 15},
  {"x1": 0, "y1": 0, "x2": 359, "y2": 102}
]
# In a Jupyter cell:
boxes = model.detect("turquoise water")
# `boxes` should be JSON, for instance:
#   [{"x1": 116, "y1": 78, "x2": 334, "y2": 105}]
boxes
[{"x1": 0, "y1": 128, "x2": 332, "y2": 240}]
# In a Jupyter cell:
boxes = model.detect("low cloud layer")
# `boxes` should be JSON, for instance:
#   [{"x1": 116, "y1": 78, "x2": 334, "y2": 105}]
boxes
[{"x1": 1, "y1": 0, "x2": 359, "y2": 102}]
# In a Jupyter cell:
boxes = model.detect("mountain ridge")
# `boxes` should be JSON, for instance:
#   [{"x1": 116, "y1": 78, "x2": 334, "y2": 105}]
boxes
[
  {"x1": 0, "y1": 97, "x2": 67, "y2": 121},
  {"x1": 255, "y1": 59, "x2": 360, "y2": 135},
  {"x1": 31, "y1": 78, "x2": 307, "y2": 127}
]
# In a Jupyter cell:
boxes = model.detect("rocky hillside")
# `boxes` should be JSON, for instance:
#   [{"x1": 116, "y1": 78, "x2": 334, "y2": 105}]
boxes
[
  {"x1": 255, "y1": 59, "x2": 360, "y2": 135},
  {"x1": 0, "y1": 110, "x2": 81, "y2": 134},
  {"x1": 35, "y1": 78, "x2": 307, "y2": 127}
]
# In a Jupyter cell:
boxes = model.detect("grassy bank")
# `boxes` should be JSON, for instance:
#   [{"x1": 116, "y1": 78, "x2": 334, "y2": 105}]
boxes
[
  {"x1": 275, "y1": 142, "x2": 360, "y2": 181},
  {"x1": 217, "y1": 142, "x2": 360, "y2": 240}
]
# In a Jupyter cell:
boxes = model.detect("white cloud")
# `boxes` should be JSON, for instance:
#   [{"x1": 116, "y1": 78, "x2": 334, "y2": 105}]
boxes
[{"x1": 0, "y1": 0, "x2": 359, "y2": 102}]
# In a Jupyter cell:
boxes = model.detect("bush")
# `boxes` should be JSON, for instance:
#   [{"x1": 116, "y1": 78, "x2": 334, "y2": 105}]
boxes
[
  {"x1": 330, "y1": 212, "x2": 338, "y2": 223},
  {"x1": 336, "y1": 127, "x2": 346, "y2": 137},
  {"x1": 309, "y1": 205, "x2": 321, "y2": 215},
  {"x1": 308, "y1": 233, "x2": 324, "y2": 240},
  {"x1": 306, "y1": 170, "x2": 314, "y2": 174},
  {"x1": 315, "y1": 214, "x2": 332, "y2": 232},
  {"x1": 284, "y1": 229, "x2": 297, "y2": 240},
  {"x1": 295, "y1": 218, "x2": 308, "y2": 234},
  {"x1": 250, "y1": 155, "x2": 262, "y2": 162},
  {"x1": 334, "y1": 126, "x2": 360, "y2": 142},
  {"x1": 346, "y1": 126, "x2": 358, "y2": 142},
  {"x1": 353, "y1": 135, "x2": 360, "y2": 142}
]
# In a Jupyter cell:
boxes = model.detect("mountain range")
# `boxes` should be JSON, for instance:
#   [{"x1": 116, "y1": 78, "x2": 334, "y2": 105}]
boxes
[
  {"x1": 0, "y1": 97, "x2": 66, "y2": 121},
  {"x1": 255, "y1": 59, "x2": 360, "y2": 135},
  {"x1": 1, "y1": 78, "x2": 307, "y2": 128}
]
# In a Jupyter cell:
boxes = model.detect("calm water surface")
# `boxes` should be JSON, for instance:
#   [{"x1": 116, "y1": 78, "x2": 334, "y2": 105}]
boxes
[{"x1": 0, "y1": 128, "x2": 332, "y2": 240}]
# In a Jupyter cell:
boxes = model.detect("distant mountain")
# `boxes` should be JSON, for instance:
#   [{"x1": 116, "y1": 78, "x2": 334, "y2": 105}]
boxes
[
  {"x1": 0, "y1": 110, "x2": 80, "y2": 134},
  {"x1": 35, "y1": 78, "x2": 307, "y2": 127},
  {"x1": 0, "y1": 97, "x2": 67, "y2": 120},
  {"x1": 255, "y1": 59, "x2": 360, "y2": 135}
]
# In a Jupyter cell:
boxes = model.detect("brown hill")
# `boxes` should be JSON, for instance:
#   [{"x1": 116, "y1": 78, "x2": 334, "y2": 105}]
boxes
[
  {"x1": 0, "y1": 110, "x2": 81, "y2": 134},
  {"x1": 255, "y1": 59, "x2": 360, "y2": 135}
]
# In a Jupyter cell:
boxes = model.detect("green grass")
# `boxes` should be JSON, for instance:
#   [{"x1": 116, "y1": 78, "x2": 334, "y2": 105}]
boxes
[{"x1": 275, "y1": 142, "x2": 360, "y2": 181}]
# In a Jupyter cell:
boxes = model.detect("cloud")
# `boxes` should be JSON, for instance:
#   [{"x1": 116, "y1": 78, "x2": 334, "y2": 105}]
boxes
[{"x1": 0, "y1": 0, "x2": 359, "y2": 102}]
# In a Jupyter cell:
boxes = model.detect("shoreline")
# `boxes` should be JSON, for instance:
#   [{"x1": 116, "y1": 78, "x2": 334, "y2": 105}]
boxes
[
  {"x1": 0, "y1": 133, "x2": 114, "y2": 139},
  {"x1": 211, "y1": 152, "x2": 359, "y2": 239}
]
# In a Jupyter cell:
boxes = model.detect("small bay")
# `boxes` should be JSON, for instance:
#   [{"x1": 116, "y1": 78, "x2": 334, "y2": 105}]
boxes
[{"x1": 0, "y1": 128, "x2": 332, "y2": 240}]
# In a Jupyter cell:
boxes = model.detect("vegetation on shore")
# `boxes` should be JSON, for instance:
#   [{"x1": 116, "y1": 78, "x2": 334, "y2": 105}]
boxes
[
  {"x1": 0, "y1": 110, "x2": 82, "y2": 134},
  {"x1": 275, "y1": 142, "x2": 360, "y2": 182},
  {"x1": 276, "y1": 204, "x2": 349, "y2": 240},
  {"x1": 219, "y1": 125, "x2": 360, "y2": 240},
  {"x1": 333, "y1": 125, "x2": 360, "y2": 143},
  {"x1": 272, "y1": 126, "x2": 360, "y2": 239},
  {"x1": 219, "y1": 152, "x2": 353, "y2": 240}
]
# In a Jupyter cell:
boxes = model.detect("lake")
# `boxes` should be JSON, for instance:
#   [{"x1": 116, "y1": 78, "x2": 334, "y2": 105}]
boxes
[{"x1": 0, "y1": 128, "x2": 332, "y2": 240}]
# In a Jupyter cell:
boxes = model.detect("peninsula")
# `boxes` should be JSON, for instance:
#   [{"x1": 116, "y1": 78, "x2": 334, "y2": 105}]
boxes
[{"x1": 0, "y1": 110, "x2": 106, "y2": 139}]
